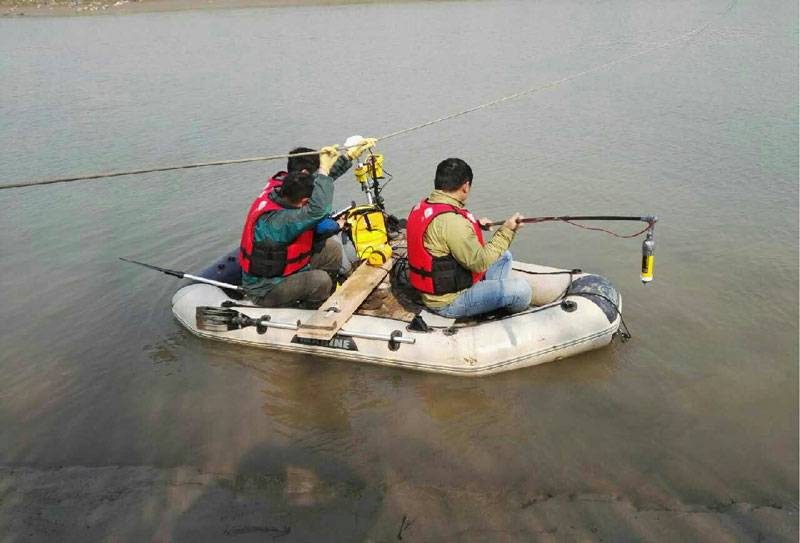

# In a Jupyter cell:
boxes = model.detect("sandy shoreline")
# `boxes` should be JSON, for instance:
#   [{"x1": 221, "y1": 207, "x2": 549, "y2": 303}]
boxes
[
  {"x1": 0, "y1": 0, "x2": 425, "y2": 17},
  {"x1": 1, "y1": 464, "x2": 796, "y2": 542}
]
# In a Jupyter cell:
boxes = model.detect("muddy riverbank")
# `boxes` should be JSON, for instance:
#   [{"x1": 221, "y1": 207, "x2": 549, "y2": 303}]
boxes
[{"x1": 2, "y1": 465, "x2": 795, "y2": 541}]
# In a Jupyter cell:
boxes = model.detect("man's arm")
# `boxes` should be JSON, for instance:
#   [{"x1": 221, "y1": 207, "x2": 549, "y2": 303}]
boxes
[
  {"x1": 439, "y1": 214, "x2": 515, "y2": 273},
  {"x1": 327, "y1": 155, "x2": 353, "y2": 181}
]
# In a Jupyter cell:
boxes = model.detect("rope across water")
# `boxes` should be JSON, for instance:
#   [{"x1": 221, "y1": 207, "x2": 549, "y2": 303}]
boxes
[
  {"x1": 0, "y1": 0, "x2": 734, "y2": 191},
  {"x1": 0, "y1": 149, "x2": 329, "y2": 190}
]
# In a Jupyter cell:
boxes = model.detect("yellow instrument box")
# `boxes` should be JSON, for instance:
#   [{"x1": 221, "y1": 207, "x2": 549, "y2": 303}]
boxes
[{"x1": 346, "y1": 205, "x2": 392, "y2": 264}]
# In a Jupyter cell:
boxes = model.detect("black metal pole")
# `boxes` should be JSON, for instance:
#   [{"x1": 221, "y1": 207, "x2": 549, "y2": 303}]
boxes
[{"x1": 486, "y1": 215, "x2": 657, "y2": 227}]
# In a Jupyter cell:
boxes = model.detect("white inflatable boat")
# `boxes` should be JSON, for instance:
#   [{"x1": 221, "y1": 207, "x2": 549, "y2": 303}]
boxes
[{"x1": 171, "y1": 257, "x2": 625, "y2": 377}]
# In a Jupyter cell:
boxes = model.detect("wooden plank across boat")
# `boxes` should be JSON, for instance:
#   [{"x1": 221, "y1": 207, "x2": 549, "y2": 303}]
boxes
[{"x1": 296, "y1": 259, "x2": 392, "y2": 341}]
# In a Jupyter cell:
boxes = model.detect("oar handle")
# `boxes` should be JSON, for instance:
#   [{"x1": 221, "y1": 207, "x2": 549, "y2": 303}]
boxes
[
  {"x1": 120, "y1": 257, "x2": 246, "y2": 292},
  {"x1": 183, "y1": 273, "x2": 246, "y2": 292}
]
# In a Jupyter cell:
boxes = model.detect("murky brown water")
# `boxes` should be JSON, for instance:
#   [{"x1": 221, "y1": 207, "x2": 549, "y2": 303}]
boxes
[{"x1": 1, "y1": 0, "x2": 797, "y2": 539}]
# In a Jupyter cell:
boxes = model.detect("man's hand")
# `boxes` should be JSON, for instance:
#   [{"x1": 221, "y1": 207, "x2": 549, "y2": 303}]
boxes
[
  {"x1": 478, "y1": 217, "x2": 494, "y2": 231},
  {"x1": 318, "y1": 145, "x2": 340, "y2": 175},
  {"x1": 345, "y1": 137, "x2": 378, "y2": 160},
  {"x1": 503, "y1": 212, "x2": 524, "y2": 232}
]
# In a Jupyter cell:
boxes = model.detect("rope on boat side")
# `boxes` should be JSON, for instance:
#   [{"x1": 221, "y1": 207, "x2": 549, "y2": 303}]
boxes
[{"x1": 0, "y1": 0, "x2": 735, "y2": 192}]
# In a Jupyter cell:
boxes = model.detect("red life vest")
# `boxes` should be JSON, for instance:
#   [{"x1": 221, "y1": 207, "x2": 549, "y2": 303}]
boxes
[
  {"x1": 238, "y1": 172, "x2": 314, "y2": 278},
  {"x1": 406, "y1": 199, "x2": 486, "y2": 295}
]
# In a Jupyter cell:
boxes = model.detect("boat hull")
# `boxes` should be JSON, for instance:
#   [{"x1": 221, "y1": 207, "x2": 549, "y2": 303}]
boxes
[{"x1": 171, "y1": 262, "x2": 622, "y2": 376}]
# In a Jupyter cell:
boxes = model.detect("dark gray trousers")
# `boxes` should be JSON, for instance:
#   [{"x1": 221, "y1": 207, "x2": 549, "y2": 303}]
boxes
[{"x1": 256, "y1": 237, "x2": 343, "y2": 308}]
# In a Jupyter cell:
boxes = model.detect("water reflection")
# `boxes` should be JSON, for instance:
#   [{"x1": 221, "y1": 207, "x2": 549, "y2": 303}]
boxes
[
  {"x1": 206, "y1": 346, "x2": 392, "y2": 455},
  {"x1": 256, "y1": 357, "x2": 355, "y2": 438}
]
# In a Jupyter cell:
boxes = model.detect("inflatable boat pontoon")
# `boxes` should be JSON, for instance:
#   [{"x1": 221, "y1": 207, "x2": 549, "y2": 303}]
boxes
[{"x1": 171, "y1": 253, "x2": 624, "y2": 376}]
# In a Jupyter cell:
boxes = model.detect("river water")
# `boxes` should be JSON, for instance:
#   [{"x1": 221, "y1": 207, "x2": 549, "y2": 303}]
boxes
[{"x1": 0, "y1": 0, "x2": 797, "y2": 540}]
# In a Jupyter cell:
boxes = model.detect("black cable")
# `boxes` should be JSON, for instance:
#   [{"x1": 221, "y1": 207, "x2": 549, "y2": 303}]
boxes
[
  {"x1": 365, "y1": 149, "x2": 393, "y2": 203},
  {"x1": 511, "y1": 267, "x2": 582, "y2": 275},
  {"x1": 570, "y1": 291, "x2": 632, "y2": 342},
  {"x1": 375, "y1": 166, "x2": 393, "y2": 199}
]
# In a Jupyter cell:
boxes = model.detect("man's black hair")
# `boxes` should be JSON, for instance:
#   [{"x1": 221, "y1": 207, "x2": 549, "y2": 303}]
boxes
[
  {"x1": 434, "y1": 158, "x2": 473, "y2": 191},
  {"x1": 280, "y1": 171, "x2": 315, "y2": 204},
  {"x1": 287, "y1": 147, "x2": 320, "y2": 173}
]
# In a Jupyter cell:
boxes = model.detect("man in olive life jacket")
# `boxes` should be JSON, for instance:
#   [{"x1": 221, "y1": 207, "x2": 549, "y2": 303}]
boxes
[
  {"x1": 239, "y1": 140, "x2": 375, "y2": 307},
  {"x1": 406, "y1": 158, "x2": 532, "y2": 318}
]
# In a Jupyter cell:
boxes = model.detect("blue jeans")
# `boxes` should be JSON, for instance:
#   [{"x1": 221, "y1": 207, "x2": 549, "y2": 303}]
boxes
[{"x1": 435, "y1": 251, "x2": 532, "y2": 319}]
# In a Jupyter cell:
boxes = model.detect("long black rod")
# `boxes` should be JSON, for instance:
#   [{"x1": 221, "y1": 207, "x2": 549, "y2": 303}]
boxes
[{"x1": 487, "y1": 215, "x2": 657, "y2": 227}]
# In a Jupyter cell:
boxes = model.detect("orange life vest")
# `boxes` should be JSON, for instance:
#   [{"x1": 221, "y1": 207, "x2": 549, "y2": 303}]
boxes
[
  {"x1": 238, "y1": 172, "x2": 314, "y2": 278},
  {"x1": 406, "y1": 199, "x2": 485, "y2": 295}
]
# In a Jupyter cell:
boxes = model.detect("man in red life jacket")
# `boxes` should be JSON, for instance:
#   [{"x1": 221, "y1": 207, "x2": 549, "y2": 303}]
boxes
[
  {"x1": 240, "y1": 140, "x2": 375, "y2": 307},
  {"x1": 406, "y1": 158, "x2": 532, "y2": 318}
]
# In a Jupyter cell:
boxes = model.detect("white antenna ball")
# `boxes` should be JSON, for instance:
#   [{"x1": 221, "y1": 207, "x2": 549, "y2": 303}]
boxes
[{"x1": 344, "y1": 135, "x2": 365, "y2": 148}]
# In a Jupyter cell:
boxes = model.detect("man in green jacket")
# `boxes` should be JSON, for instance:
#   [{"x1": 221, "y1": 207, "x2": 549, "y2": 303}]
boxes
[
  {"x1": 406, "y1": 158, "x2": 532, "y2": 318},
  {"x1": 240, "y1": 139, "x2": 375, "y2": 307}
]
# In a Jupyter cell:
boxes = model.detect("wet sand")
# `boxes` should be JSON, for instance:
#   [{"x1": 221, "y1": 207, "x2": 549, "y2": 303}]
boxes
[
  {"x1": 2, "y1": 465, "x2": 795, "y2": 542},
  {"x1": 0, "y1": 0, "x2": 420, "y2": 17}
]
